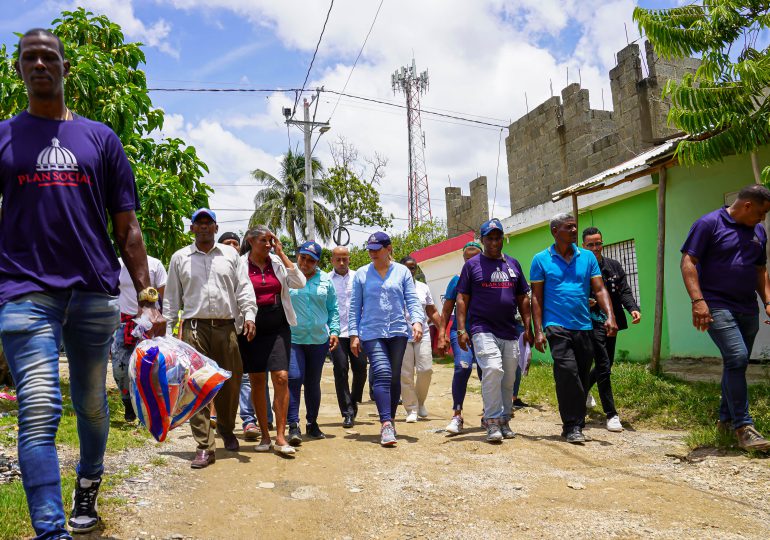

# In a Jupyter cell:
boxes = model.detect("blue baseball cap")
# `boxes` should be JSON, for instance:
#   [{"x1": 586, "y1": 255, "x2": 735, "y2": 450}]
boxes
[
  {"x1": 366, "y1": 231, "x2": 391, "y2": 251},
  {"x1": 298, "y1": 241, "x2": 322, "y2": 261},
  {"x1": 191, "y1": 208, "x2": 217, "y2": 223},
  {"x1": 479, "y1": 218, "x2": 504, "y2": 237}
]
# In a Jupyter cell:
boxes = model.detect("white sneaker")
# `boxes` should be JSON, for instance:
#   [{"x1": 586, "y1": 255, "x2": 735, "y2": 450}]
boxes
[
  {"x1": 606, "y1": 415, "x2": 623, "y2": 432},
  {"x1": 445, "y1": 415, "x2": 463, "y2": 435},
  {"x1": 586, "y1": 393, "x2": 597, "y2": 408},
  {"x1": 417, "y1": 405, "x2": 429, "y2": 418},
  {"x1": 405, "y1": 411, "x2": 418, "y2": 423}
]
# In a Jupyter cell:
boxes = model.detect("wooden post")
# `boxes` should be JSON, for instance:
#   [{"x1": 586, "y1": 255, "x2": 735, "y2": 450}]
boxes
[
  {"x1": 651, "y1": 167, "x2": 667, "y2": 374},
  {"x1": 571, "y1": 193, "x2": 579, "y2": 231}
]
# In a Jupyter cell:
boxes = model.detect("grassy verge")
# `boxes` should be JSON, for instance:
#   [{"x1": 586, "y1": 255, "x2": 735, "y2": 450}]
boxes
[
  {"x1": 448, "y1": 357, "x2": 770, "y2": 452},
  {"x1": 0, "y1": 383, "x2": 152, "y2": 540}
]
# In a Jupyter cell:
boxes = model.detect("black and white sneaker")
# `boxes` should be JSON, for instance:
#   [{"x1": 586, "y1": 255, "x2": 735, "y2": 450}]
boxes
[{"x1": 68, "y1": 476, "x2": 101, "y2": 533}]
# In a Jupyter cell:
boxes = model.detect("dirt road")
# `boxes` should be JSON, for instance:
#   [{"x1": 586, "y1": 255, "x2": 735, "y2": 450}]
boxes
[{"x1": 102, "y1": 362, "x2": 769, "y2": 539}]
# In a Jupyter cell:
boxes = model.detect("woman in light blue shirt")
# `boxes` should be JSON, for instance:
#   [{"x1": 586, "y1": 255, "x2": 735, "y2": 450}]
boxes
[
  {"x1": 287, "y1": 241, "x2": 340, "y2": 445},
  {"x1": 350, "y1": 232, "x2": 424, "y2": 446}
]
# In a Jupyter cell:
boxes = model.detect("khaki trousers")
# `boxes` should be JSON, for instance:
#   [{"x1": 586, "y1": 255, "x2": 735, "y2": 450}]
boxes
[{"x1": 183, "y1": 320, "x2": 243, "y2": 451}]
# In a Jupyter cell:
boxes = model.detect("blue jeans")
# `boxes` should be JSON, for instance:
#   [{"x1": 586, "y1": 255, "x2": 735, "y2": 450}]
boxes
[
  {"x1": 449, "y1": 330, "x2": 480, "y2": 411},
  {"x1": 0, "y1": 291, "x2": 119, "y2": 540},
  {"x1": 362, "y1": 337, "x2": 408, "y2": 423},
  {"x1": 288, "y1": 342, "x2": 330, "y2": 425},
  {"x1": 239, "y1": 374, "x2": 273, "y2": 428},
  {"x1": 707, "y1": 309, "x2": 759, "y2": 428}
]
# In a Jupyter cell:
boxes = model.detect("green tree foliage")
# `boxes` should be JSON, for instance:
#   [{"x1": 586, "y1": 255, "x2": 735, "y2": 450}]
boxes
[
  {"x1": 0, "y1": 8, "x2": 211, "y2": 262},
  {"x1": 249, "y1": 149, "x2": 334, "y2": 247},
  {"x1": 347, "y1": 220, "x2": 447, "y2": 270},
  {"x1": 634, "y1": 1, "x2": 770, "y2": 179}
]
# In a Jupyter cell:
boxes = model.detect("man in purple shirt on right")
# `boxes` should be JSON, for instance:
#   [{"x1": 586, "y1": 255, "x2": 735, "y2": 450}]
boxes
[
  {"x1": 681, "y1": 184, "x2": 770, "y2": 451},
  {"x1": 456, "y1": 218, "x2": 532, "y2": 444}
]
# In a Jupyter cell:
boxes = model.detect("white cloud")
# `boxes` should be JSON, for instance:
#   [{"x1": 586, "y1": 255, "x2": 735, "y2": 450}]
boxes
[{"x1": 60, "y1": 0, "x2": 178, "y2": 57}]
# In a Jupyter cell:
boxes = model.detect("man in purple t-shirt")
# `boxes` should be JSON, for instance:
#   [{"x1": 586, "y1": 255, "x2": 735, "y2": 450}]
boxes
[
  {"x1": 456, "y1": 218, "x2": 532, "y2": 443},
  {"x1": 0, "y1": 29, "x2": 165, "y2": 537},
  {"x1": 681, "y1": 184, "x2": 770, "y2": 451}
]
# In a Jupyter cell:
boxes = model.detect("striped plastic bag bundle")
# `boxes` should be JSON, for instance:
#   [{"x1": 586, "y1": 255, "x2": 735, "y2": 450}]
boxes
[{"x1": 128, "y1": 335, "x2": 231, "y2": 442}]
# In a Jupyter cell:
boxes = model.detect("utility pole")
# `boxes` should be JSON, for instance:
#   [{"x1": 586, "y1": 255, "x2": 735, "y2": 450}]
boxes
[
  {"x1": 284, "y1": 92, "x2": 330, "y2": 241},
  {"x1": 392, "y1": 58, "x2": 432, "y2": 229}
]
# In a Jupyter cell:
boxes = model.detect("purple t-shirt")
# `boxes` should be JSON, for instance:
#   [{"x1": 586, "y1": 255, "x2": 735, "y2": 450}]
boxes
[
  {"x1": 681, "y1": 207, "x2": 767, "y2": 314},
  {"x1": 0, "y1": 112, "x2": 139, "y2": 304},
  {"x1": 456, "y1": 253, "x2": 530, "y2": 340}
]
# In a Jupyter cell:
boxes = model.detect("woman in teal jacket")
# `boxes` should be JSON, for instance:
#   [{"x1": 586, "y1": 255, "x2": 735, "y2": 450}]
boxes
[{"x1": 287, "y1": 241, "x2": 340, "y2": 445}]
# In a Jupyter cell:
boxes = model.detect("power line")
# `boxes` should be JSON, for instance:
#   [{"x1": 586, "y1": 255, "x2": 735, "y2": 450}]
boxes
[
  {"x1": 147, "y1": 87, "x2": 509, "y2": 129},
  {"x1": 327, "y1": 0, "x2": 385, "y2": 123},
  {"x1": 292, "y1": 0, "x2": 335, "y2": 118}
]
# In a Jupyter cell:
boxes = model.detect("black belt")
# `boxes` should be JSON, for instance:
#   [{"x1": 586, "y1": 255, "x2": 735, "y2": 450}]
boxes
[{"x1": 188, "y1": 318, "x2": 235, "y2": 327}]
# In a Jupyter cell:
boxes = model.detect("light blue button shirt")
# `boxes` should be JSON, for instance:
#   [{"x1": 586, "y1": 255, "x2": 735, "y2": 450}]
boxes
[
  {"x1": 349, "y1": 262, "x2": 425, "y2": 341},
  {"x1": 289, "y1": 270, "x2": 340, "y2": 344}
]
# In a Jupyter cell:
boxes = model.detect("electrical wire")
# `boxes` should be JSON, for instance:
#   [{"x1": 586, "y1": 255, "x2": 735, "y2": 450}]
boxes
[
  {"x1": 327, "y1": 0, "x2": 385, "y2": 123},
  {"x1": 292, "y1": 0, "x2": 335, "y2": 118}
]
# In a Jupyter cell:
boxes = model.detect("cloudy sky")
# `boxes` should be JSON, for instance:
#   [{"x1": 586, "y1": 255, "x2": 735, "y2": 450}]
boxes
[{"x1": 2, "y1": 0, "x2": 677, "y2": 244}]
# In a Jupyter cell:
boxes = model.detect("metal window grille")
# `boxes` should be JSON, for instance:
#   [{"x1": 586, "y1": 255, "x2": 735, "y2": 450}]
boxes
[{"x1": 602, "y1": 239, "x2": 640, "y2": 307}]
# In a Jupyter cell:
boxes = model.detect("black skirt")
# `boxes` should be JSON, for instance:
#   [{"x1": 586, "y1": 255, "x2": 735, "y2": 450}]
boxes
[{"x1": 239, "y1": 304, "x2": 291, "y2": 373}]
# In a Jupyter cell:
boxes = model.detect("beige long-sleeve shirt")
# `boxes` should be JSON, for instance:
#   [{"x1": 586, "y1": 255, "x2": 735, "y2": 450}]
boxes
[{"x1": 163, "y1": 242, "x2": 257, "y2": 333}]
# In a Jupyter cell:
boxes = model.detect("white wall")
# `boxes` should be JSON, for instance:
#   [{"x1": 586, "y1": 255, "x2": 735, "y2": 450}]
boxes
[{"x1": 419, "y1": 250, "x2": 466, "y2": 312}]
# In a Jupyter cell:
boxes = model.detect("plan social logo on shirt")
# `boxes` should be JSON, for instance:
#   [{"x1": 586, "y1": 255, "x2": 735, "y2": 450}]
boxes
[
  {"x1": 483, "y1": 266, "x2": 514, "y2": 289},
  {"x1": 16, "y1": 137, "x2": 92, "y2": 188}
]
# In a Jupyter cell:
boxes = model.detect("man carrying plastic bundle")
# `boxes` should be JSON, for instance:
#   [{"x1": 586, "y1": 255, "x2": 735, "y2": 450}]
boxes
[
  {"x1": 455, "y1": 219, "x2": 532, "y2": 444},
  {"x1": 164, "y1": 209, "x2": 257, "y2": 468},
  {"x1": 0, "y1": 29, "x2": 166, "y2": 537},
  {"x1": 111, "y1": 256, "x2": 167, "y2": 422}
]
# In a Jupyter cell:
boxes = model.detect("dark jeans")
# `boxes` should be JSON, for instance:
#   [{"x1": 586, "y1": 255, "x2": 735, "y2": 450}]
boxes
[
  {"x1": 449, "y1": 329, "x2": 480, "y2": 410},
  {"x1": 330, "y1": 337, "x2": 368, "y2": 417},
  {"x1": 707, "y1": 309, "x2": 759, "y2": 428},
  {"x1": 587, "y1": 324, "x2": 618, "y2": 418},
  {"x1": 545, "y1": 326, "x2": 594, "y2": 431},
  {"x1": 362, "y1": 337, "x2": 408, "y2": 423},
  {"x1": 288, "y1": 342, "x2": 330, "y2": 425}
]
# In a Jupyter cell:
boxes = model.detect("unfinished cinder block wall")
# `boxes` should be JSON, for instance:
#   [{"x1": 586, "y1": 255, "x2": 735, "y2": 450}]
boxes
[{"x1": 445, "y1": 176, "x2": 489, "y2": 237}]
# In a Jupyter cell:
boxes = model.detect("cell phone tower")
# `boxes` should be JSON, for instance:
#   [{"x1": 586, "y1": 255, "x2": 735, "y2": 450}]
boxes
[{"x1": 392, "y1": 59, "x2": 432, "y2": 229}]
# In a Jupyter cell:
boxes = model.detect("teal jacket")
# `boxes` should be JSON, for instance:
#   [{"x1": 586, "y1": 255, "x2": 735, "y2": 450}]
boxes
[{"x1": 289, "y1": 269, "x2": 340, "y2": 344}]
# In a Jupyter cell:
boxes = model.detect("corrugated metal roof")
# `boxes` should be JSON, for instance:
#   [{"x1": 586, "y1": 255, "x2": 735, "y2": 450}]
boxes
[{"x1": 551, "y1": 135, "x2": 686, "y2": 202}]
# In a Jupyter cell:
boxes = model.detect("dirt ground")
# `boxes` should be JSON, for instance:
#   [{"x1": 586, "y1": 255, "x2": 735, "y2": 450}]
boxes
[{"x1": 95, "y1": 362, "x2": 769, "y2": 540}]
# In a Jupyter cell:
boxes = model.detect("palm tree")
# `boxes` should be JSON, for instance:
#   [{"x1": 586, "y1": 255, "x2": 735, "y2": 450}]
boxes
[{"x1": 249, "y1": 149, "x2": 335, "y2": 247}]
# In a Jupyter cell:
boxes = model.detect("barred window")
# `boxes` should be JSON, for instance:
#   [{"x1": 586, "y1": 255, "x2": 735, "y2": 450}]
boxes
[{"x1": 602, "y1": 239, "x2": 640, "y2": 307}]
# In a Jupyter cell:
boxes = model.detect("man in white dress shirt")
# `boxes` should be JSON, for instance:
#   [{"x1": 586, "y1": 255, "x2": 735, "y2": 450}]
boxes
[
  {"x1": 164, "y1": 208, "x2": 257, "y2": 468},
  {"x1": 328, "y1": 246, "x2": 367, "y2": 428}
]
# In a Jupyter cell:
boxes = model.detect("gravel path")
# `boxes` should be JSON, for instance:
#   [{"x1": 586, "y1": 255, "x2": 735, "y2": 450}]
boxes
[{"x1": 63, "y1": 362, "x2": 770, "y2": 539}]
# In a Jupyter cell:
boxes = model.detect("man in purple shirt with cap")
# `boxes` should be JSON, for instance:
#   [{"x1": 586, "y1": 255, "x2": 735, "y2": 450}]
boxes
[
  {"x1": 681, "y1": 184, "x2": 770, "y2": 451},
  {"x1": 0, "y1": 29, "x2": 165, "y2": 537},
  {"x1": 456, "y1": 218, "x2": 532, "y2": 444}
]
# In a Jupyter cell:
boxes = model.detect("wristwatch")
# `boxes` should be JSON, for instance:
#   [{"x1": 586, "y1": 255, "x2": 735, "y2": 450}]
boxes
[{"x1": 138, "y1": 287, "x2": 159, "y2": 304}]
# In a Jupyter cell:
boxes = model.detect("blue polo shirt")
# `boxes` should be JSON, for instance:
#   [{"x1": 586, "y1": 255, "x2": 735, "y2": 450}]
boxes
[
  {"x1": 530, "y1": 244, "x2": 602, "y2": 331},
  {"x1": 681, "y1": 207, "x2": 767, "y2": 314}
]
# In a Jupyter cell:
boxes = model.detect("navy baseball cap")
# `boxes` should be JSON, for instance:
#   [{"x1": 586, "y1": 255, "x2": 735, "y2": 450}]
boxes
[
  {"x1": 191, "y1": 208, "x2": 217, "y2": 223},
  {"x1": 479, "y1": 218, "x2": 504, "y2": 237},
  {"x1": 298, "y1": 241, "x2": 322, "y2": 261},
  {"x1": 366, "y1": 231, "x2": 391, "y2": 251}
]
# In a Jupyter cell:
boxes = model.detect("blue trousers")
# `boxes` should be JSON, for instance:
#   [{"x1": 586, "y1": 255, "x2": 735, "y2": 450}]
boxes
[
  {"x1": 288, "y1": 342, "x2": 330, "y2": 425},
  {"x1": 707, "y1": 309, "x2": 759, "y2": 428},
  {"x1": 362, "y1": 337, "x2": 408, "y2": 423},
  {"x1": 0, "y1": 291, "x2": 119, "y2": 540},
  {"x1": 239, "y1": 374, "x2": 273, "y2": 428}
]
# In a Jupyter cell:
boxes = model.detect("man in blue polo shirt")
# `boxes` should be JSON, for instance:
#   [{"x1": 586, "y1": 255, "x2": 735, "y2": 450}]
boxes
[
  {"x1": 530, "y1": 213, "x2": 617, "y2": 443},
  {"x1": 681, "y1": 185, "x2": 770, "y2": 451}
]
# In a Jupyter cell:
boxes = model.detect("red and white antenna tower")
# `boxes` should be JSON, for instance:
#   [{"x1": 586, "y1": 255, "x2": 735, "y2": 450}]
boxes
[{"x1": 392, "y1": 59, "x2": 431, "y2": 229}]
